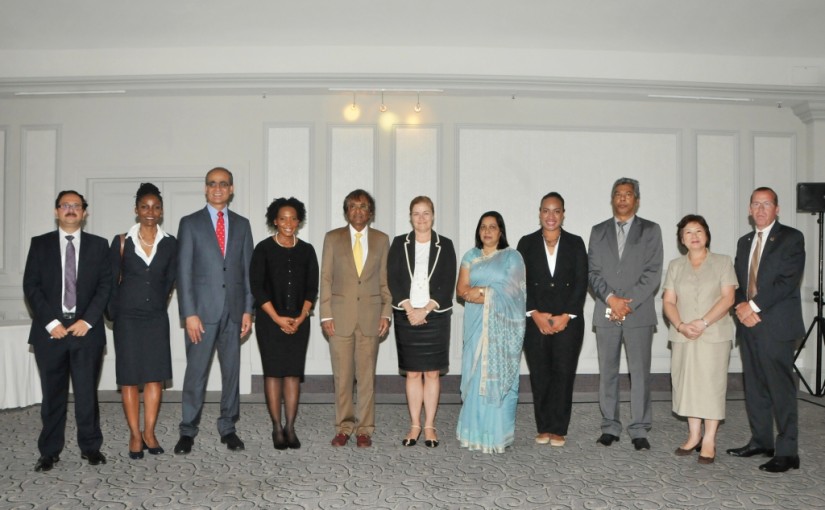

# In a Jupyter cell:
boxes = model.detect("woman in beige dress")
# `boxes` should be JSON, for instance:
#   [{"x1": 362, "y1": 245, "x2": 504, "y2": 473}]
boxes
[{"x1": 662, "y1": 214, "x2": 737, "y2": 465}]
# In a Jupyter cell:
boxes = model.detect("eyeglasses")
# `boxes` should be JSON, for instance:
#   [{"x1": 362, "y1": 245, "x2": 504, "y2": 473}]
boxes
[
  {"x1": 750, "y1": 201, "x2": 776, "y2": 210},
  {"x1": 207, "y1": 181, "x2": 231, "y2": 189},
  {"x1": 58, "y1": 203, "x2": 82, "y2": 211}
]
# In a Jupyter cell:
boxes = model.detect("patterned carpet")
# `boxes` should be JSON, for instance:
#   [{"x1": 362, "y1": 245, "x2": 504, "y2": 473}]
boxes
[{"x1": 1, "y1": 395, "x2": 824, "y2": 509}]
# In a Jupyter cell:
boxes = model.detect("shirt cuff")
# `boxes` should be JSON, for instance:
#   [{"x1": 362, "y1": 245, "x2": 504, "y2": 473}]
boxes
[
  {"x1": 748, "y1": 300, "x2": 761, "y2": 313},
  {"x1": 46, "y1": 320, "x2": 60, "y2": 334}
]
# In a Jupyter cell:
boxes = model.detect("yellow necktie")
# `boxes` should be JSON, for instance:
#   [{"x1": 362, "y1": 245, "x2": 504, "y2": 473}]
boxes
[{"x1": 353, "y1": 232, "x2": 364, "y2": 276}]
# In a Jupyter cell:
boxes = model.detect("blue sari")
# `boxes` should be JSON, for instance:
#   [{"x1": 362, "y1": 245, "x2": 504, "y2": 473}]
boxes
[{"x1": 456, "y1": 247, "x2": 526, "y2": 453}]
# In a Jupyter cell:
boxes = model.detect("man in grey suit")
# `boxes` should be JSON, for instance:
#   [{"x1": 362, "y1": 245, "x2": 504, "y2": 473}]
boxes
[
  {"x1": 174, "y1": 167, "x2": 254, "y2": 454},
  {"x1": 588, "y1": 177, "x2": 663, "y2": 451}
]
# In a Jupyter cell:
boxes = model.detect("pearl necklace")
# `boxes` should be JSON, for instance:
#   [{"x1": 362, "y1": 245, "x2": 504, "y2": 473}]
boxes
[
  {"x1": 138, "y1": 230, "x2": 157, "y2": 247},
  {"x1": 275, "y1": 232, "x2": 297, "y2": 248}
]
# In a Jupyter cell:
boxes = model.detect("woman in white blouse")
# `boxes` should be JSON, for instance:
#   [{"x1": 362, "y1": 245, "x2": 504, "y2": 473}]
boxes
[{"x1": 388, "y1": 196, "x2": 457, "y2": 448}]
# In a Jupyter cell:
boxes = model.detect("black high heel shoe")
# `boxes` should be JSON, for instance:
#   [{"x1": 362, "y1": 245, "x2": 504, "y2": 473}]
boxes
[
  {"x1": 285, "y1": 428, "x2": 301, "y2": 450},
  {"x1": 423, "y1": 426, "x2": 439, "y2": 448},
  {"x1": 142, "y1": 440, "x2": 165, "y2": 455},
  {"x1": 272, "y1": 428, "x2": 288, "y2": 450},
  {"x1": 402, "y1": 425, "x2": 421, "y2": 447}
]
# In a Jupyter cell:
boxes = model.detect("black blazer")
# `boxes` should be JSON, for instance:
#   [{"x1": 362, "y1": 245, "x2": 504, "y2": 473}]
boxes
[
  {"x1": 517, "y1": 229, "x2": 588, "y2": 317},
  {"x1": 23, "y1": 230, "x2": 113, "y2": 348},
  {"x1": 387, "y1": 231, "x2": 457, "y2": 314},
  {"x1": 734, "y1": 221, "x2": 805, "y2": 342}
]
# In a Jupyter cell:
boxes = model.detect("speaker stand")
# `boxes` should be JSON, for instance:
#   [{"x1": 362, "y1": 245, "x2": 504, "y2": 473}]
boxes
[{"x1": 794, "y1": 211, "x2": 825, "y2": 396}]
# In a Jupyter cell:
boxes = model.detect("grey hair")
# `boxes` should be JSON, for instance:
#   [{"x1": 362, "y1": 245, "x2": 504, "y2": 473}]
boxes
[{"x1": 611, "y1": 177, "x2": 640, "y2": 199}]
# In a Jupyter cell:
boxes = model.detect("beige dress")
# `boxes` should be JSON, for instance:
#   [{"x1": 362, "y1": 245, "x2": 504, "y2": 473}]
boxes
[{"x1": 663, "y1": 251, "x2": 737, "y2": 419}]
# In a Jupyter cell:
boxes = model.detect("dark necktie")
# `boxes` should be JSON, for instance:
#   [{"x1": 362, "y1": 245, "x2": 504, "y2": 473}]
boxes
[
  {"x1": 64, "y1": 235, "x2": 77, "y2": 310},
  {"x1": 216, "y1": 211, "x2": 226, "y2": 257}
]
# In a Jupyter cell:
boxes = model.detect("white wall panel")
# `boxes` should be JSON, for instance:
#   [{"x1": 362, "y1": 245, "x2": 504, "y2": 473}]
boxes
[
  {"x1": 0, "y1": 128, "x2": 5, "y2": 272},
  {"x1": 328, "y1": 126, "x2": 376, "y2": 229},
  {"x1": 753, "y1": 133, "x2": 797, "y2": 227},
  {"x1": 21, "y1": 127, "x2": 59, "y2": 268},
  {"x1": 696, "y1": 132, "x2": 739, "y2": 259},
  {"x1": 458, "y1": 127, "x2": 681, "y2": 374},
  {"x1": 393, "y1": 126, "x2": 440, "y2": 236}
]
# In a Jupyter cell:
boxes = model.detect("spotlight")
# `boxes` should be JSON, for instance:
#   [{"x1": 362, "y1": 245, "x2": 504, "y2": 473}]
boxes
[
  {"x1": 414, "y1": 92, "x2": 421, "y2": 113},
  {"x1": 380, "y1": 91, "x2": 388, "y2": 112}
]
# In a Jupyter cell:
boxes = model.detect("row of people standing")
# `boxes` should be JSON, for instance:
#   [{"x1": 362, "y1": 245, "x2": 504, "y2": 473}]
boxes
[{"x1": 23, "y1": 169, "x2": 804, "y2": 477}]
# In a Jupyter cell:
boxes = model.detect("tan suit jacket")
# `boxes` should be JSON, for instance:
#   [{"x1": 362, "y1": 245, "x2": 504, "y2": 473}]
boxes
[{"x1": 320, "y1": 226, "x2": 392, "y2": 336}]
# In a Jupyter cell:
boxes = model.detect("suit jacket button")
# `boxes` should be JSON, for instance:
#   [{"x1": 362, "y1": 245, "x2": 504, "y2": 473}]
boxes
[{"x1": 550, "y1": 282, "x2": 555, "y2": 287}]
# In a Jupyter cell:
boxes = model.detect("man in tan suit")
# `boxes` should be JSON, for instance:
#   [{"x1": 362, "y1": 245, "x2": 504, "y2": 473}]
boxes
[{"x1": 320, "y1": 189, "x2": 392, "y2": 448}]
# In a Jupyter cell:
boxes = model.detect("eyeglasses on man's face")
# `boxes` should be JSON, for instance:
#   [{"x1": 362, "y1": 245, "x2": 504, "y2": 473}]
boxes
[{"x1": 57, "y1": 203, "x2": 83, "y2": 211}]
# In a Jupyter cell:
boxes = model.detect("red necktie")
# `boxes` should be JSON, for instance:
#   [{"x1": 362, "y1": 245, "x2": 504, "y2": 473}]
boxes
[{"x1": 216, "y1": 211, "x2": 226, "y2": 257}]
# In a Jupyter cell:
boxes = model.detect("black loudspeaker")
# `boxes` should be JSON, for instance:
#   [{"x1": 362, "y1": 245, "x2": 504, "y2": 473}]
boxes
[{"x1": 797, "y1": 182, "x2": 825, "y2": 213}]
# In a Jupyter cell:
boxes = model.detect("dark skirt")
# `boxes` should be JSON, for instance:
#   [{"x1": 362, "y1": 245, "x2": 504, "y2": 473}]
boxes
[
  {"x1": 394, "y1": 310, "x2": 450, "y2": 373},
  {"x1": 113, "y1": 311, "x2": 172, "y2": 386},
  {"x1": 255, "y1": 311, "x2": 310, "y2": 379}
]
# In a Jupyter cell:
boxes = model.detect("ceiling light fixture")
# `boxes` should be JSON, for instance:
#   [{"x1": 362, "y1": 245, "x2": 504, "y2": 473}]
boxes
[
  {"x1": 14, "y1": 90, "x2": 127, "y2": 96},
  {"x1": 414, "y1": 92, "x2": 422, "y2": 113},
  {"x1": 351, "y1": 92, "x2": 357, "y2": 110},
  {"x1": 379, "y1": 91, "x2": 388, "y2": 112},
  {"x1": 647, "y1": 94, "x2": 753, "y2": 102}
]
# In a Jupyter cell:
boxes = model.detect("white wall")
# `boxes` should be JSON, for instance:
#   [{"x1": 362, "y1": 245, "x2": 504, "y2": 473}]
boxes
[{"x1": 0, "y1": 93, "x2": 815, "y2": 391}]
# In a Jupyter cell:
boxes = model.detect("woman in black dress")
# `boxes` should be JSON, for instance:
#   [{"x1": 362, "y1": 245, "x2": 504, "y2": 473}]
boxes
[
  {"x1": 250, "y1": 197, "x2": 318, "y2": 450},
  {"x1": 109, "y1": 183, "x2": 177, "y2": 459},
  {"x1": 388, "y1": 196, "x2": 456, "y2": 448}
]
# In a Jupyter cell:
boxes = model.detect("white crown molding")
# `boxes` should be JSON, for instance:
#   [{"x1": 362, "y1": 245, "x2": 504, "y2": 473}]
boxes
[{"x1": 2, "y1": 73, "x2": 824, "y2": 108}]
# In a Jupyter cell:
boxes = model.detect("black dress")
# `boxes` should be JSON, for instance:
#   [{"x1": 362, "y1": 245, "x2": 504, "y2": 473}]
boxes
[
  {"x1": 109, "y1": 234, "x2": 177, "y2": 386},
  {"x1": 250, "y1": 237, "x2": 319, "y2": 378}
]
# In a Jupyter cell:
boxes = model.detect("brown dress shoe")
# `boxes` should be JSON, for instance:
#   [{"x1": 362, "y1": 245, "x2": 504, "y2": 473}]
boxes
[
  {"x1": 356, "y1": 434, "x2": 372, "y2": 448},
  {"x1": 331, "y1": 433, "x2": 350, "y2": 447}
]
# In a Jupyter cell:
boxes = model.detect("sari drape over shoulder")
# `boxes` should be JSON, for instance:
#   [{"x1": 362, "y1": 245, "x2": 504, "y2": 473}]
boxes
[{"x1": 457, "y1": 247, "x2": 526, "y2": 453}]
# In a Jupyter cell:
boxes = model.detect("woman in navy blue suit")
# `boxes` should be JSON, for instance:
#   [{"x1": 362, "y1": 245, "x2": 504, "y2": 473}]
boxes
[
  {"x1": 517, "y1": 192, "x2": 588, "y2": 447},
  {"x1": 388, "y1": 196, "x2": 456, "y2": 448},
  {"x1": 109, "y1": 183, "x2": 177, "y2": 459}
]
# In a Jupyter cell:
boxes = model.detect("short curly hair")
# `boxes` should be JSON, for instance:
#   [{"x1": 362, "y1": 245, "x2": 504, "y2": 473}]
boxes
[{"x1": 265, "y1": 197, "x2": 307, "y2": 230}]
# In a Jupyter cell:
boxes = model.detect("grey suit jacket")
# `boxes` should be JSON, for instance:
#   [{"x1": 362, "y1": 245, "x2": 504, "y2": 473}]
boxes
[
  {"x1": 588, "y1": 215, "x2": 663, "y2": 328},
  {"x1": 177, "y1": 206, "x2": 254, "y2": 324}
]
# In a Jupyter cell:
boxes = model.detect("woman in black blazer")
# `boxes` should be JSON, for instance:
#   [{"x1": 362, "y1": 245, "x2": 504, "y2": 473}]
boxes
[
  {"x1": 388, "y1": 196, "x2": 457, "y2": 448},
  {"x1": 516, "y1": 192, "x2": 588, "y2": 447}
]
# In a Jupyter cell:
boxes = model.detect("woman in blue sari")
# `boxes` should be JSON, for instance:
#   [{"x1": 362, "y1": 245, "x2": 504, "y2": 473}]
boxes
[{"x1": 456, "y1": 211, "x2": 526, "y2": 453}]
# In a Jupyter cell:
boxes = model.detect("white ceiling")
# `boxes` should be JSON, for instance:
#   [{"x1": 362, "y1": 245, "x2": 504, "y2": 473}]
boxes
[
  {"x1": 1, "y1": 0, "x2": 824, "y2": 105},
  {"x1": 2, "y1": 0, "x2": 824, "y2": 57}
]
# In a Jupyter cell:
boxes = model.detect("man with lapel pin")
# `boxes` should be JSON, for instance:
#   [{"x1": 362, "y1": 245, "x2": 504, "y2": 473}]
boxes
[
  {"x1": 320, "y1": 189, "x2": 392, "y2": 448},
  {"x1": 588, "y1": 177, "x2": 663, "y2": 451},
  {"x1": 24, "y1": 190, "x2": 112, "y2": 472},
  {"x1": 726, "y1": 187, "x2": 805, "y2": 473},
  {"x1": 174, "y1": 167, "x2": 254, "y2": 454}
]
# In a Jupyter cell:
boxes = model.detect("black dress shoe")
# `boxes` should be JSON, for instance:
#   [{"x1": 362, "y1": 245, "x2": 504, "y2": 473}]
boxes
[
  {"x1": 128, "y1": 449, "x2": 144, "y2": 460},
  {"x1": 81, "y1": 450, "x2": 107, "y2": 465},
  {"x1": 221, "y1": 432, "x2": 245, "y2": 451},
  {"x1": 174, "y1": 435, "x2": 194, "y2": 455},
  {"x1": 596, "y1": 433, "x2": 620, "y2": 446},
  {"x1": 34, "y1": 455, "x2": 59, "y2": 472},
  {"x1": 726, "y1": 443, "x2": 775, "y2": 458},
  {"x1": 759, "y1": 455, "x2": 800, "y2": 473},
  {"x1": 632, "y1": 438, "x2": 651, "y2": 451}
]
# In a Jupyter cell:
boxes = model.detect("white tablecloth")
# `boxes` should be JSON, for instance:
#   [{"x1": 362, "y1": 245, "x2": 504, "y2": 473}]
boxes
[{"x1": 0, "y1": 321, "x2": 42, "y2": 409}]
